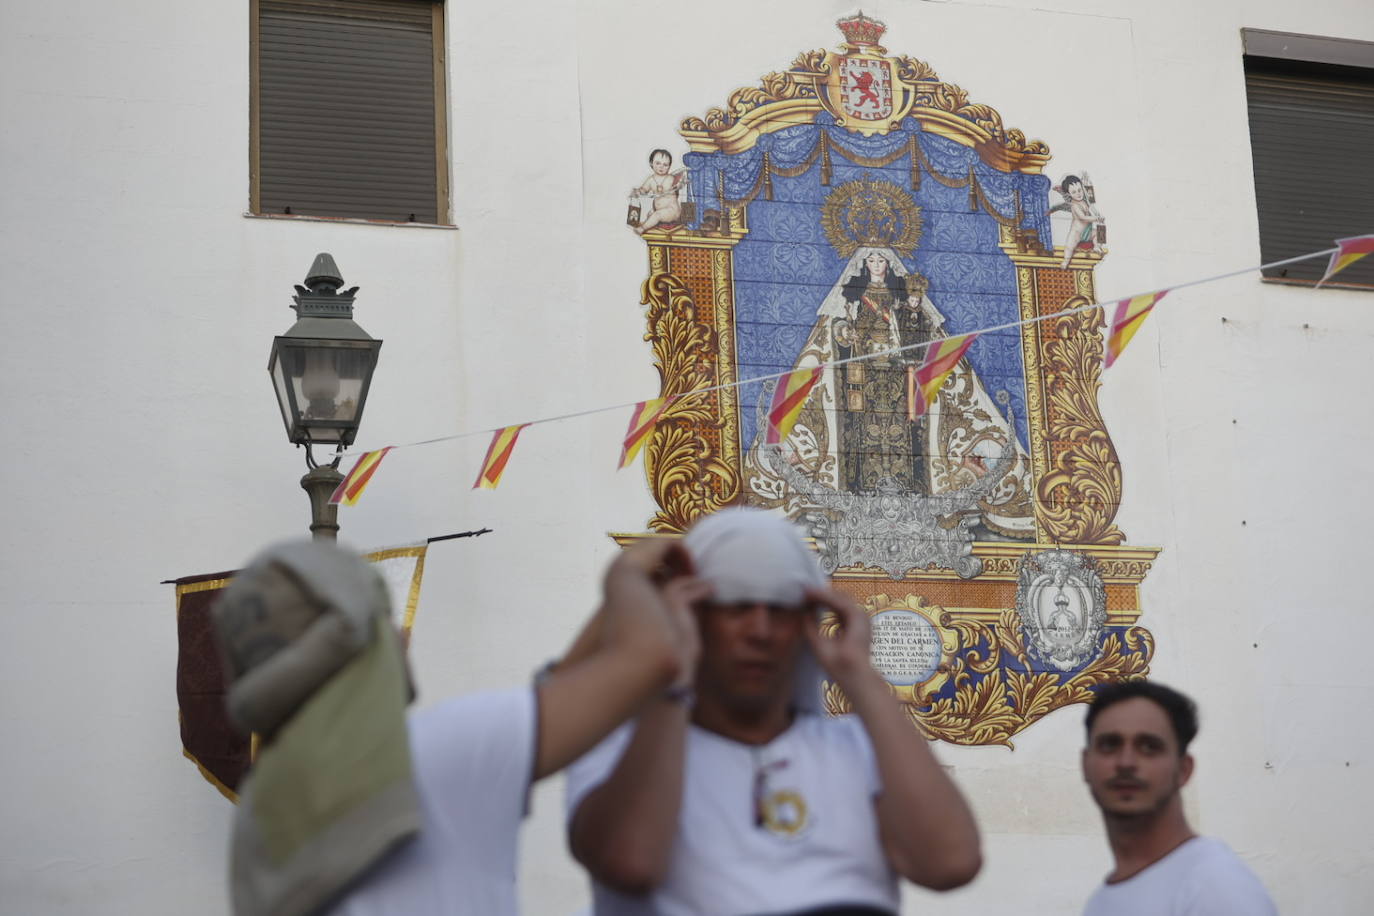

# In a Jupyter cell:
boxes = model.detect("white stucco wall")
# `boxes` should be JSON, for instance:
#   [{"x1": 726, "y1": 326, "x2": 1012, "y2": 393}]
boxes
[{"x1": 2, "y1": 0, "x2": 1371, "y2": 913}]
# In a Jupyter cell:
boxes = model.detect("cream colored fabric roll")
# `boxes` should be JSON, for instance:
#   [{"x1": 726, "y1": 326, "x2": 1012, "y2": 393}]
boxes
[{"x1": 684, "y1": 508, "x2": 829, "y2": 713}]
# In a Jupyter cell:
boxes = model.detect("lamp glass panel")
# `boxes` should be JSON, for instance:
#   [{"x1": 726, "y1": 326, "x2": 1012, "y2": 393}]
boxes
[
  {"x1": 270, "y1": 348, "x2": 296, "y2": 436},
  {"x1": 281, "y1": 340, "x2": 376, "y2": 444}
]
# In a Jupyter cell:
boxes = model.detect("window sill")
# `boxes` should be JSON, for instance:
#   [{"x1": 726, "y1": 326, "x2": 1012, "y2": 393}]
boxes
[
  {"x1": 244, "y1": 212, "x2": 458, "y2": 231},
  {"x1": 1260, "y1": 276, "x2": 1372, "y2": 292}
]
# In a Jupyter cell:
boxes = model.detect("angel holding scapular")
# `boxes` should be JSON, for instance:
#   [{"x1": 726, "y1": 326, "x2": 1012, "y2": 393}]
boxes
[{"x1": 1052, "y1": 173, "x2": 1106, "y2": 268}]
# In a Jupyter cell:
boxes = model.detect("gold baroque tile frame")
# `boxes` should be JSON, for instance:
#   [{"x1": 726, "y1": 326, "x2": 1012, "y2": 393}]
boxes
[{"x1": 626, "y1": 14, "x2": 1158, "y2": 746}]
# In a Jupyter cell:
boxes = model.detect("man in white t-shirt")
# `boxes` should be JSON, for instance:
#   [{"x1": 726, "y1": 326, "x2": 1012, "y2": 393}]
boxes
[
  {"x1": 566, "y1": 507, "x2": 982, "y2": 915},
  {"x1": 1080, "y1": 681, "x2": 1277, "y2": 915},
  {"x1": 213, "y1": 537, "x2": 702, "y2": 916}
]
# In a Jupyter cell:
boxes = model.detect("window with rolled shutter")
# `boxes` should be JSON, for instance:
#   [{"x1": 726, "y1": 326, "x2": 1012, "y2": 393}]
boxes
[
  {"x1": 251, "y1": 0, "x2": 448, "y2": 224},
  {"x1": 1243, "y1": 30, "x2": 1374, "y2": 289}
]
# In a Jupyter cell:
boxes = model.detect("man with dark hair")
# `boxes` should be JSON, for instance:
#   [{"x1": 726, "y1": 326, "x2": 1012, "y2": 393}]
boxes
[
  {"x1": 1081, "y1": 680, "x2": 1276, "y2": 915},
  {"x1": 1085, "y1": 680, "x2": 1199, "y2": 753}
]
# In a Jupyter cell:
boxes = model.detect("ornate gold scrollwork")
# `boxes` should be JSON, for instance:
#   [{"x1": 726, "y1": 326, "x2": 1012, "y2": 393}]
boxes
[
  {"x1": 1035, "y1": 298, "x2": 1126, "y2": 545},
  {"x1": 792, "y1": 48, "x2": 831, "y2": 74},
  {"x1": 823, "y1": 606, "x2": 1155, "y2": 747},
  {"x1": 899, "y1": 65, "x2": 1050, "y2": 157},
  {"x1": 893, "y1": 55, "x2": 939, "y2": 83},
  {"x1": 641, "y1": 270, "x2": 740, "y2": 533},
  {"x1": 681, "y1": 68, "x2": 819, "y2": 133},
  {"x1": 976, "y1": 555, "x2": 1021, "y2": 577},
  {"x1": 1096, "y1": 559, "x2": 1156, "y2": 579},
  {"x1": 679, "y1": 30, "x2": 1049, "y2": 168}
]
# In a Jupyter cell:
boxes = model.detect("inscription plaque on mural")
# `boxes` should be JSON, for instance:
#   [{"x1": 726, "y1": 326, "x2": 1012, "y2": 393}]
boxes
[
  {"x1": 870, "y1": 609, "x2": 941, "y2": 687},
  {"x1": 618, "y1": 10, "x2": 1160, "y2": 747}
]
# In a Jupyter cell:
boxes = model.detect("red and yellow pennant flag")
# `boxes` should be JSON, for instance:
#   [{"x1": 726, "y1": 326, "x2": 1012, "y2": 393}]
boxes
[
  {"x1": 1104, "y1": 291, "x2": 1168, "y2": 369},
  {"x1": 766, "y1": 367, "x2": 823, "y2": 444},
  {"x1": 473, "y1": 424, "x2": 528, "y2": 490},
  {"x1": 329, "y1": 447, "x2": 393, "y2": 506},
  {"x1": 907, "y1": 334, "x2": 977, "y2": 421},
  {"x1": 1318, "y1": 234, "x2": 1374, "y2": 286},
  {"x1": 619, "y1": 397, "x2": 671, "y2": 469}
]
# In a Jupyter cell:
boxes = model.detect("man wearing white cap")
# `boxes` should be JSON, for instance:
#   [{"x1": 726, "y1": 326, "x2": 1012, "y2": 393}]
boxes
[
  {"x1": 213, "y1": 537, "x2": 703, "y2": 916},
  {"x1": 566, "y1": 507, "x2": 982, "y2": 915}
]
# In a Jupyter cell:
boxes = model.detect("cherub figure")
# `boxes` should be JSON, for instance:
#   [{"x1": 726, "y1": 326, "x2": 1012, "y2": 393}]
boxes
[
  {"x1": 1052, "y1": 173, "x2": 1106, "y2": 268},
  {"x1": 629, "y1": 148, "x2": 687, "y2": 235}
]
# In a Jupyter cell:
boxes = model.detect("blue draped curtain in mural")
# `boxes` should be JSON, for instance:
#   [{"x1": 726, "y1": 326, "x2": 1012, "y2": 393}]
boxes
[{"x1": 683, "y1": 113, "x2": 1051, "y2": 452}]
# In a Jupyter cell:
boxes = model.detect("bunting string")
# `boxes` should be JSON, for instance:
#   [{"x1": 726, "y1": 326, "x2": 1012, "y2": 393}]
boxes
[{"x1": 328, "y1": 239, "x2": 1367, "y2": 499}]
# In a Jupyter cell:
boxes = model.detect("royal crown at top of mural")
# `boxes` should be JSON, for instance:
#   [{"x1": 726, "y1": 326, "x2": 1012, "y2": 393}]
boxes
[{"x1": 836, "y1": 11, "x2": 887, "y2": 51}]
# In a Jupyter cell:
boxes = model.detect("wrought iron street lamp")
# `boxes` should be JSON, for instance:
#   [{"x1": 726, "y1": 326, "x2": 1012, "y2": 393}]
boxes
[{"x1": 268, "y1": 253, "x2": 382, "y2": 540}]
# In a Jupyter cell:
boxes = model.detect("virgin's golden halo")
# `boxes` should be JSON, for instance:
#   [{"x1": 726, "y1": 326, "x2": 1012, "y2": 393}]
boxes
[{"x1": 821, "y1": 177, "x2": 922, "y2": 258}]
